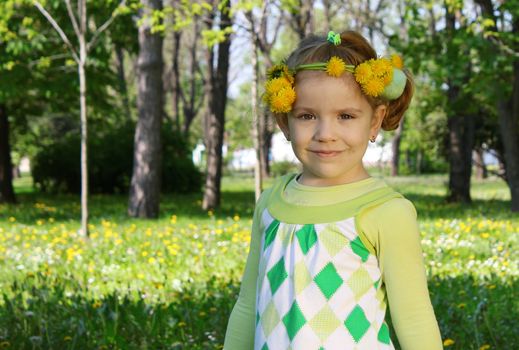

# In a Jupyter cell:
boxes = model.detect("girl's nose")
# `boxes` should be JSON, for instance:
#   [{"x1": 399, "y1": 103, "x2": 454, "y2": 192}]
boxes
[{"x1": 314, "y1": 119, "x2": 337, "y2": 142}]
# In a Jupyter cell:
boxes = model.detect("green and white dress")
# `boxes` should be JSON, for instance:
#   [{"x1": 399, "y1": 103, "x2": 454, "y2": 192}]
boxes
[{"x1": 224, "y1": 174, "x2": 443, "y2": 350}]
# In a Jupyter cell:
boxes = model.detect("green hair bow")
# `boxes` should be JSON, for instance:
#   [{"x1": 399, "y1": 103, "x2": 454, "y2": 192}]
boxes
[{"x1": 327, "y1": 31, "x2": 341, "y2": 46}]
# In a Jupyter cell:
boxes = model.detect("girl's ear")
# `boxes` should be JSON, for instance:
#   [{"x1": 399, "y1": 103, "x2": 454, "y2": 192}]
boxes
[
  {"x1": 370, "y1": 105, "x2": 387, "y2": 137},
  {"x1": 275, "y1": 114, "x2": 291, "y2": 141}
]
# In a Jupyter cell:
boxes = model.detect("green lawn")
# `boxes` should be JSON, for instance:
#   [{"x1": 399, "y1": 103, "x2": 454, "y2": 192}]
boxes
[{"x1": 0, "y1": 174, "x2": 517, "y2": 349}]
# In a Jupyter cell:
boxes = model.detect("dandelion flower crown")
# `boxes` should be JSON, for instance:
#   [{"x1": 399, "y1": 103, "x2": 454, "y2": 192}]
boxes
[{"x1": 263, "y1": 31, "x2": 408, "y2": 114}]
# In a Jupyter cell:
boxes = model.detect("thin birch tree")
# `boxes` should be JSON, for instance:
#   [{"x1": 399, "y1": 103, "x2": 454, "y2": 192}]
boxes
[{"x1": 33, "y1": 0, "x2": 126, "y2": 236}]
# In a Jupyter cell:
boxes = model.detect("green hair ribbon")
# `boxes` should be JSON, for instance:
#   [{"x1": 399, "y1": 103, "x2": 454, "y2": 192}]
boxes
[{"x1": 327, "y1": 31, "x2": 341, "y2": 46}]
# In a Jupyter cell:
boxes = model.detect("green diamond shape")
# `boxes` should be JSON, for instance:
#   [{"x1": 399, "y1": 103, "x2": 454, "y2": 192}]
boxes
[
  {"x1": 350, "y1": 237, "x2": 370, "y2": 262},
  {"x1": 314, "y1": 262, "x2": 343, "y2": 300},
  {"x1": 261, "y1": 343, "x2": 269, "y2": 350},
  {"x1": 264, "y1": 219, "x2": 280, "y2": 250},
  {"x1": 296, "y1": 224, "x2": 317, "y2": 255},
  {"x1": 344, "y1": 305, "x2": 371, "y2": 342},
  {"x1": 308, "y1": 304, "x2": 341, "y2": 342},
  {"x1": 267, "y1": 257, "x2": 288, "y2": 295},
  {"x1": 261, "y1": 300, "x2": 280, "y2": 337},
  {"x1": 282, "y1": 301, "x2": 306, "y2": 340},
  {"x1": 377, "y1": 322, "x2": 391, "y2": 344},
  {"x1": 374, "y1": 278, "x2": 380, "y2": 290},
  {"x1": 347, "y1": 266, "x2": 373, "y2": 301},
  {"x1": 256, "y1": 310, "x2": 260, "y2": 325},
  {"x1": 319, "y1": 224, "x2": 349, "y2": 256}
]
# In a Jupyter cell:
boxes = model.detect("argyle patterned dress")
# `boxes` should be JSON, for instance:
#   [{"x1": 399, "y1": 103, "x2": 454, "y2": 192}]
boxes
[{"x1": 253, "y1": 207, "x2": 394, "y2": 350}]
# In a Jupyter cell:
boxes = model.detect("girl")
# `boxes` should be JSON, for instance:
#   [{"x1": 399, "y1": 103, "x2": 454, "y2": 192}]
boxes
[{"x1": 223, "y1": 30, "x2": 442, "y2": 350}]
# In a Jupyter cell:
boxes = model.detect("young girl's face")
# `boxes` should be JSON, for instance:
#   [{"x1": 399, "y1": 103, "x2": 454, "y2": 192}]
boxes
[{"x1": 276, "y1": 71, "x2": 386, "y2": 186}]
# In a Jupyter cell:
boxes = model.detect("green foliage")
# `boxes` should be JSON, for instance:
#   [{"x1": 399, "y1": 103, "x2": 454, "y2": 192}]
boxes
[
  {"x1": 270, "y1": 160, "x2": 300, "y2": 177},
  {"x1": 31, "y1": 123, "x2": 202, "y2": 194}
]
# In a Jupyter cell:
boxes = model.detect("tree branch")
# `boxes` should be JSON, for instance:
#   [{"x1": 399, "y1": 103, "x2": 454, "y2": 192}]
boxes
[
  {"x1": 86, "y1": 0, "x2": 126, "y2": 53},
  {"x1": 65, "y1": 0, "x2": 82, "y2": 39},
  {"x1": 33, "y1": 0, "x2": 80, "y2": 63}
]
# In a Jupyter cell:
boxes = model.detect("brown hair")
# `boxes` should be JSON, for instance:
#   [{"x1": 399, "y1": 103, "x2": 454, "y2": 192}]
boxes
[{"x1": 284, "y1": 30, "x2": 414, "y2": 131}]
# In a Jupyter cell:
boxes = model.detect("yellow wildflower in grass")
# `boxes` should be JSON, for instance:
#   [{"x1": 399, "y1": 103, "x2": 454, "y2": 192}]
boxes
[
  {"x1": 480, "y1": 232, "x2": 490, "y2": 239},
  {"x1": 457, "y1": 303, "x2": 466, "y2": 309},
  {"x1": 326, "y1": 56, "x2": 346, "y2": 77},
  {"x1": 361, "y1": 78, "x2": 385, "y2": 97},
  {"x1": 233, "y1": 215, "x2": 240, "y2": 221},
  {"x1": 391, "y1": 54, "x2": 403, "y2": 69},
  {"x1": 443, "y1": 338, "x2": 455, "y2": 346},
  {"x1": 148, "y1": 257, "x2": 156, "y2": 264},
  {"x1": 178, "y1": 321, "x2": 186, "y2": 327},
  {"x1": 354, "y1": 62, "x2": 373, "y2": 84},
  {"x1": 64, "y1": 336, "x2": 72, "y2": 341},
  {"x1": 479, "y1": 345, "x2": 491, "y2": 350}
]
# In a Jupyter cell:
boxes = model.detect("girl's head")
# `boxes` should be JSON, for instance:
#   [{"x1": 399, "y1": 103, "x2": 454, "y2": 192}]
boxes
[{"x1": 266, "y1": 31, "x2": 414, "y2": 186}]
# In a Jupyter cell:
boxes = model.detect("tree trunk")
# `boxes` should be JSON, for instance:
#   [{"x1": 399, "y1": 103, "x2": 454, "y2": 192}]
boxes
[
  {"x1": 498, "y1": 83, "x2": 519, "y2": 212},
  {"x1": 182, "y1": 16, "x2": 202, "y2": 137},
  {"x1": 390, "y1": 120, "x2": 403, "y2": 176},
  {"x1": 78, "y1": 0, "x2": 89, "y2": 236},
  {"x1": 128, "y1": 0, "x2": 164, "y2": 218},
  {"x1": 202, "y1": 0, "x2": 231, "y2": 210},
  {"x1": 445, "y1": 5, "x2": 473, "y2": 203},
  {"x1": 474, "y1": 147, "x2": 487, "y2": 180},
  {"x1": 172, "y1": 30, "x2": 181, "y2": 131},
  {"x1": 0, "y1": 104, "x2": 16, "y2": 204},
  {"x1": 260, "y1": 112, "x2": 274, "y2": 178},
  {"x1": 251, "y1": 29, "x2": 262, "y2": 200},
  {"x1": 115, "y1": 44, "x2": 131, "y2": 119},
  {"x1": 447, "y1": 112, "x2": 474, "y2": 203}
]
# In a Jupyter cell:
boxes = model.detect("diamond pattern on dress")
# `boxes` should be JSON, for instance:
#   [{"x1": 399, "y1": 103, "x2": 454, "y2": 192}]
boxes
[{"x1": 314, "y1": 262, "x2": 344, "y2": 300}]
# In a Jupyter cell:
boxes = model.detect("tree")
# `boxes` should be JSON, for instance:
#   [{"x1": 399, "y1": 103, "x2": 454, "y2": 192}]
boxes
[
  {"x1": 128, "y1": 0, "x2": 164, "y2": 218},
  {"x1": 0, "y1": 105, "x2": 15, "y2": 203},
  {"x1": 202, "y1": 0, "x2": 232, "y2": 210},
  {"x1": 474, "y1": 0, "x2": 519, "y2": 211},
  {"x1": 34, "y1": 0, "x2": 126, "y2": 235}
]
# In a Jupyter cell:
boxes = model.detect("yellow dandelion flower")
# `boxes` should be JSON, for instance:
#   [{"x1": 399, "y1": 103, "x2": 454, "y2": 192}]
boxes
[
  {"x1": 443, "y1": 338, "x2": 455, "y2": 346},
  {"x1": 326, "y1": 56, "x2": 346, "y2": 77},
  {"x1": 361, "y1": 78, "x2": 385, "y2": 97},
  {"x1": 270, "y1": 87, "x2": 296, "y2": 113},
  {"x1": 265, "y1": 77, "x2": 291, "y2": 95},
  {"x1": 282, "y1": 66, "x2": 295, "y2": 84},
  {"x1": 391, "y1": 54, "x2": 403, "y2": 69},
  {"x1": 479, "y1": 344, "x2": 491, "y2": 350},
  {"x1": 371, "y1": 58, "x2": 392, "y2": 78},
  {"x1": 354, "y1": 62, "x2": 373, "y2": 84}
]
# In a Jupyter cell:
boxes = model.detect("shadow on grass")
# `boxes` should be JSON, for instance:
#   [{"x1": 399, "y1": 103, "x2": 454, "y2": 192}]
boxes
[{"x1": 0, "y1": 273, "x2": 240, "y2": 349}]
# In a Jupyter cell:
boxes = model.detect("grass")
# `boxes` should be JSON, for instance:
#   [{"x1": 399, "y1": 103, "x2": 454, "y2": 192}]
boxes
[{"x1": 0, "y1": 173, "x2": 517, "y2": 349}]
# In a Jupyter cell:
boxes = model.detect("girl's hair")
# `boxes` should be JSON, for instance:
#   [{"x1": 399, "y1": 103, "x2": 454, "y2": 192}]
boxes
[{"x1": 285, "y1": 30, "x2": 414, "y2": 131}]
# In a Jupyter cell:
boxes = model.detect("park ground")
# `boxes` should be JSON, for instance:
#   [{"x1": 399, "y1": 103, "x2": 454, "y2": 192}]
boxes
[{"x1": 0, "y1": 173, "x2": 517, "y2": 349}]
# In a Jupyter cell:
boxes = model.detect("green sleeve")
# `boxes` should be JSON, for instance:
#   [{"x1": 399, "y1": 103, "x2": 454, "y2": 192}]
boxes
[
  {"x1": 358, "y1": 198, "x2": 443, "y2": 350},
  {"x1": 223, "y1": 189, "x2": 271, "y2": 350}
]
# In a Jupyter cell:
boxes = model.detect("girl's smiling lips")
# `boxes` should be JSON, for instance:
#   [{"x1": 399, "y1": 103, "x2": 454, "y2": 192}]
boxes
[{"x1": 309, "y1": 149, "x2": 343, "y2": 157}]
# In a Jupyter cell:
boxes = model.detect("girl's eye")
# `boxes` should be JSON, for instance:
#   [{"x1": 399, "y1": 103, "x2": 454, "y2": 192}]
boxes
[
  {"x1": 298, "y1": 113, "x2": 316, "y2": 120},
  {"x1": 339, "y1": 113, "x2": 354, "y2": 120}
]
